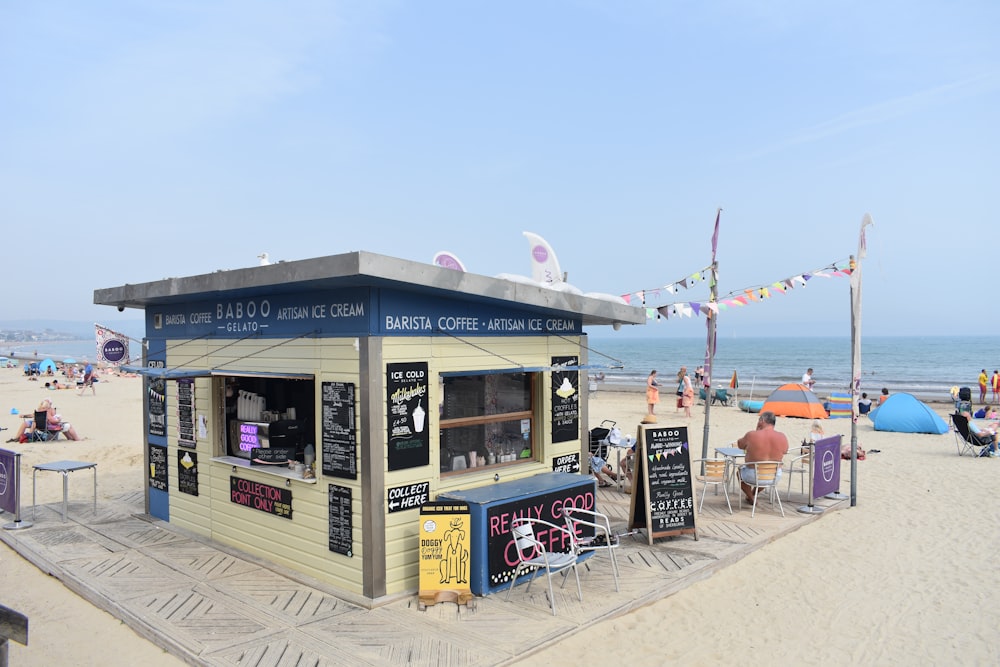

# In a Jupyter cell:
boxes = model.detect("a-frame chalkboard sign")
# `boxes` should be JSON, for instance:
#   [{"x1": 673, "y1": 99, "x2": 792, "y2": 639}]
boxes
[{"x1": 627, "y1": 424, "x2": 698, "y2": 543}]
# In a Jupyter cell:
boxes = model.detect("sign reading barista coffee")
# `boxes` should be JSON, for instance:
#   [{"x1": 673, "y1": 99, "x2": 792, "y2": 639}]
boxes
[
  {"x1": 551, "y1": 355, "x2": 579, "y2": 443},
  {"x1": 387, "y1": 362, "x2": 429, "y2": 471}
]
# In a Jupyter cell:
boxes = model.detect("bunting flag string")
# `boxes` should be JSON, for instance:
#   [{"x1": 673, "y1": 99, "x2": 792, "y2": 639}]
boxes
[{"x1": 627, "y1": 258, "x2": 854, "y2": 321}]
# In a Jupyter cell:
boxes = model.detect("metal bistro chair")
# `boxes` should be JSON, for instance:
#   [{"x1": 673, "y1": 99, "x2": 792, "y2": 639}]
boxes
[
  {"x1": 505, "y1": 517, "x2": 582, "y2": 615},
  {"x1": 562, "y1": 507, "x2": 621, "y2": 592},
  {"x1": 737, "y1": 460, "x2": 785, "y2": 517},
  {"x1": 694, "y1": 458, "x2": 732, "y2": 514},
  {"x1": 786, "y1": 444, "x2": 812, "y2": 499}
]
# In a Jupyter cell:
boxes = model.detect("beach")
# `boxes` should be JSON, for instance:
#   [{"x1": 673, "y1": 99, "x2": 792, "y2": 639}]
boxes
[{"x1": 1, "y1": 368, "x2": 998, "y2": 665}]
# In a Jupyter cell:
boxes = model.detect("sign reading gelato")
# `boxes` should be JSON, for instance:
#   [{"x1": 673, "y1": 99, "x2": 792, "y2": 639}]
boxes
[
  {"x1": 387, "y1": 362, "x2": 430, "y2": 471},
  {"x1": 551, "y1": 355, "x2": 579, "y2": 443}
]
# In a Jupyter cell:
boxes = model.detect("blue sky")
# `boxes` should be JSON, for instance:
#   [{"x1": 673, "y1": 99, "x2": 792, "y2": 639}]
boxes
[{"x1": 2, "y1": 1, "x2": 997, "y2": 338}]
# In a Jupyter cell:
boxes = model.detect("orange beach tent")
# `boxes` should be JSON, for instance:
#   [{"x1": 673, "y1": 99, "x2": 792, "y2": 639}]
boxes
[{"x1": 761, "y1": 383, "x2": 828, "y2": 419}]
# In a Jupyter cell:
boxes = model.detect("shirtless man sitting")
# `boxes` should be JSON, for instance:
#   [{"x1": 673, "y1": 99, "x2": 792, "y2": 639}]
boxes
[{"x1": 736, "y1": 411, "x2": 789, "y2": 505}]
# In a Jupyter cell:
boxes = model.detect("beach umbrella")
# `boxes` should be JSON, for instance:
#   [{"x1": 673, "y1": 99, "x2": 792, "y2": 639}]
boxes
[
  {"x1": 761, "y1": 383, "x2": 828, "y2": 419},
  {"x1": 38, "y1": 358, "x2": 57, "y2": 373},
  {"x1": 63, "y1": 357, "x2": 76, "y2": 364}
]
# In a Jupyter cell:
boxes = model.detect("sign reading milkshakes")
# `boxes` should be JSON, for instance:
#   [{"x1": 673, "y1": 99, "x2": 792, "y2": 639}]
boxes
[{"x1": 387, "y1": 362, "x2": 429, "y2": 471}]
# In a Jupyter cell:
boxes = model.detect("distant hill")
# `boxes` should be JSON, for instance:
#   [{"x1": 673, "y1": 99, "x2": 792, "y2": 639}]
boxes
[{"x1": 0, "y1": 319, "x2": 145, "y2": 341}]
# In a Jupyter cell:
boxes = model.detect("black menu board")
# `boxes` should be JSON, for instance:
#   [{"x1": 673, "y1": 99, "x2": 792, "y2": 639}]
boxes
[
  {"x1": 176, "y1": 378, "x2": 196, "y2": 448},
  {"x1": 178, "y1": 450, "x2": 198, "y2": 496},
  {"x1": 386, "y1": 362, "x2": 429, "y2": 471},
  {"x1": 328, "y1": 483, "x2": 353, "y2": 557},
  {"x1": 321, "y1": 381, "x2": 357, "y2": 479},
  {"x1": 149, "y1": 443, "x2": 168, "y2": 491},
  {"x1": 627, "y1": 425, "x2": 698, "y2": 543},
  {"x1": 148, "y1": 374, "x2": 166, "y2": 437},
  {"x1": 550, "y1": 355, "x2": 580, "y2": 443}
]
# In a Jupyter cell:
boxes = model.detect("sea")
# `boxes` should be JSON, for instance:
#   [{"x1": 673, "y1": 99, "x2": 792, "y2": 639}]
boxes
[
  {"x1": 7, "y1": 335, "x2": 998, "y2": 404},
  {"x1": 585, "y1": 335, "x2": 1000, "y2": 404}
]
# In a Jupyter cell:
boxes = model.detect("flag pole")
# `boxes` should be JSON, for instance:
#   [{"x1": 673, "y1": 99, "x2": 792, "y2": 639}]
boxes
[
  {"x1": 701, "y1": 209, "x2": 721, "y2": 465},
  {"x1": 849, "y1": 213, "x2": 874, "y2": 507}
]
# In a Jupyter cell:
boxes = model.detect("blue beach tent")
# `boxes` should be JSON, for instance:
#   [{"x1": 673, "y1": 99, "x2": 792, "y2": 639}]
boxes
[
  {"x1": 870, "y1": 393, "x2": 949, "y2": 434},
  {"x1": 38, "y1": 358, "x2": 57, "y2": 373}
]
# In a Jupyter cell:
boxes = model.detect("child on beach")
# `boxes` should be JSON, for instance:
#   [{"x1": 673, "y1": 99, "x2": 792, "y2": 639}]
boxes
[{"x1": 808, "y1": 421, "x2": 825, "y2": 443}]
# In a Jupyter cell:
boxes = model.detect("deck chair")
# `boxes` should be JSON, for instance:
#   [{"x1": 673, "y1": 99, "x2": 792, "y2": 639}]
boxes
[
  {"x1": 562, "y1": 507, "x2": 621, "y2": 592},
  {"x1": 952, "y1": 413, "x2": 993, "y2": 457},
  {"x1": 737, "y1": 461, "x2": 784, "y2": 517},
  {"x1": 712, "y1": 388, "x2": 730, "y2": 406},
  {"x1": 29, "y1": 410, "x2": 60, "y2": 442},
  {"x1": 505, "y1": 517, "x2": 582, "y2": 615}
]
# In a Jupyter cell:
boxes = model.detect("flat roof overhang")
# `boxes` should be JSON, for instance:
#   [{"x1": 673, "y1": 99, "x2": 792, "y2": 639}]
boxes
[{"x1": 94, "y1": 251, "x2": 646, "y2": 328}]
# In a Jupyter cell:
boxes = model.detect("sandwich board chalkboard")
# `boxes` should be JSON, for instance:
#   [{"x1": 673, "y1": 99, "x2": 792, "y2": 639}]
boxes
[{"x1": 627, "y1": 424, "x2": 698, "y2": 543}]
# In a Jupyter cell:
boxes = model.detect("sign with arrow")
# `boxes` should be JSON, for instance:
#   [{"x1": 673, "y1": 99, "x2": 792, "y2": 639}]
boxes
[{"x1": 388, "y1": 481, "x2": 430, "y2": 513}]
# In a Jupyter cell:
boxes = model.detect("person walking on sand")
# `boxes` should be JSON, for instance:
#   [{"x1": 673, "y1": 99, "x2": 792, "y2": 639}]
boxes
[
  {"x1": 681, "y1": 370, "x2": 695, "y2": 418},
  {"x1": 79, "y1": 361, "x2": 96, "y2": 396},
  {"x1": 978, "y1": 369, "x2": 988, "y2": 403},
  {"x1": 674, "y1": 367, "x2": 687, "y2": 413},
  {"x1": 646, "y1": 370, "x2": 660, "y2": 416}
]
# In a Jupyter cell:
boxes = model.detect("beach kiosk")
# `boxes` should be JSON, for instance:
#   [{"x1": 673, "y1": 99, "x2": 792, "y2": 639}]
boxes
[{"x1": 94, "y1": 251, "x2": 644, "y2": 606}]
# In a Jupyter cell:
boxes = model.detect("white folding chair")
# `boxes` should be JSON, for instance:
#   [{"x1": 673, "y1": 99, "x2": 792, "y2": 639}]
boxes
[
  {"x1": 562, "y1": 507, "x2": 621, "y2": 592},
  {"x1": 505, "y1": 517, "x2": 582, "y2": 615}
]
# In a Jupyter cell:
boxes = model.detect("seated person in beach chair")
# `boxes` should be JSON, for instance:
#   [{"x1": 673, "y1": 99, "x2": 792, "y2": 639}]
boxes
[
  {"x1": 957, "y1": 411, "x2": 998, "y2": 457},
  {"x1": 712, "y1": 388, "x2": 730, "y2": 406},
  {"x1": 589, "y1": 453, "x2": 621, "y2": 487}
]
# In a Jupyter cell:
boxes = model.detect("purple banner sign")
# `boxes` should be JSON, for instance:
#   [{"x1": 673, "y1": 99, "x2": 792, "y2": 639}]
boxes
[
  {"x1": 0, "y1": 448, "x2": 18, "y2": 514},
  {"x1": 812, "y1": 435, "x2": 842, "y2": 498}
]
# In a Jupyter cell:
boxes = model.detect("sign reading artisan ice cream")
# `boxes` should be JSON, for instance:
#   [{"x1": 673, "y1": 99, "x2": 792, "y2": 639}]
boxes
[{"x1": 387, "y1": 362, "x2": 429, "y2": 471}]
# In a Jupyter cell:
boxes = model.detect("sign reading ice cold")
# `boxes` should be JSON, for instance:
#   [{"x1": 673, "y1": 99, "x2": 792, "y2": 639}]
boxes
[{"x1": 387, "y1": 362, "x2": 430, "y2": 471}]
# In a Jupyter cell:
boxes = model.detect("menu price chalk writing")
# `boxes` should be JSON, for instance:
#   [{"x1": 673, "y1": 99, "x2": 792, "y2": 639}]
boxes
[
  {"x1": 550, "y1": 355, "x2": 580, "y2": 443},
  {"x1": 176, "y1": 378, "x2": 196, "y2": 448},
  {"x1": 627, "y1": 424, "x2": 698, "y2": 543},
  {"x1": 178, "y1": 450, "x2": 198, "y2": 496},
  {"x1": 230, "y1": 477, "x2": 293, "y2": 519},
  {"x1": 328, "y1": 484, "x2": 353, "y2": 556},
  {"x1": 149, "y1": 443, "x2": 168, "y2": 491},
  {"x1": 321, "y1": 381, "x2": 357, "y2": 479},
  {"x1": 387, "y1": 362, "x2": 430, "y2": 471}
]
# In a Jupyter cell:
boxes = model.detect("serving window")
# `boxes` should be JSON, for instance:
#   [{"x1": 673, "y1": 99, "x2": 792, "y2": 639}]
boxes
[{"x1": 439, "y1": 372, "x2": 537, "y2": 474}]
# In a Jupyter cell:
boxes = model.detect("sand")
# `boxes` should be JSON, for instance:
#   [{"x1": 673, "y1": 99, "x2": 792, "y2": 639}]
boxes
[{"x1": 1, "y1": 368, "x2": 997, "y2": 665}]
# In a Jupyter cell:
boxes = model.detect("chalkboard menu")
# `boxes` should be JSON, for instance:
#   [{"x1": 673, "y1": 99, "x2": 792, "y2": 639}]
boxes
[
  {"x1": 328, "y1": 483, "x2": 353, "y2": 557},
  {"x1": 550, "y1": 355, "x2": 579, "y2": 443},
  {"x1": 176, "y1": 378, "x2": 196, "y2": 448},
  {"x1": 387, "y1": 362, "x2": 429, "y2": 471},
  {"x1": 148, "y1": 375, "x2": 166, "y2": 437},
  {"x1": 149, "y1": 443, "x2": 168, "y2": 491},
  {"x1": 627, "y1": 425, "x2": 698, "y2": 543},
  {"x1": 178, "y1": 450, "x2": 198, "y2": 496},
  {"x1": 321, "y1": 381, "x2": 357, "y2": 479}
]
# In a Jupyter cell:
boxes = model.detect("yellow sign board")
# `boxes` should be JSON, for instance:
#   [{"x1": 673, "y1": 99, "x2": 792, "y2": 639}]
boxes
[{"x1": 418, "y1": 502, "x2": 474, "y2": 609}]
